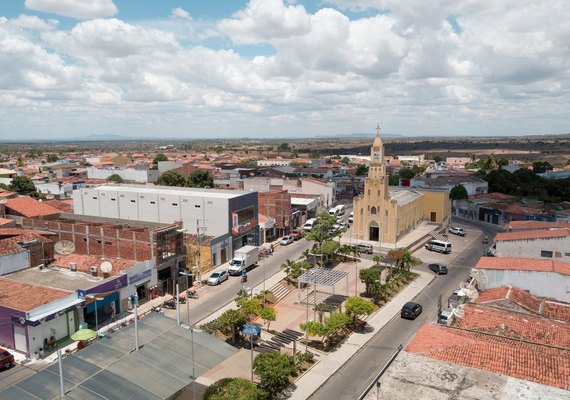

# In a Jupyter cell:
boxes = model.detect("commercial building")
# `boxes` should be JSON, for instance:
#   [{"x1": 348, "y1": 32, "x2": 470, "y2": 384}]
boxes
[{"x1": 72, "y1": 185, "x2": 259, "y2": 267}]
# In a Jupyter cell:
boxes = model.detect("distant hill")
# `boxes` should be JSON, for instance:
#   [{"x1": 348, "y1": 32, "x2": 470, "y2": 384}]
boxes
[{"x1": 313, "y1": 132, "x2": 403, "y2": 138}]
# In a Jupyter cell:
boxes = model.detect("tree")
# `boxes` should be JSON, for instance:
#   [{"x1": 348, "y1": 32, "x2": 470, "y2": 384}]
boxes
[
  {"x1": 321, "y1": 312, "x2": 351, "y2": 344},
  {"x1": 388, "y1": 174, "x2": 399, "y2": 185},
  {"x1": 215, "y1": 309, "x2": 247, "y2": 344},
  {"x1": 106, "y1": 173, "x2": 123, "y2": 183},
  {"x1": 309, "y1": 151, "x2": 320, "y2": 159},
  {"x1": 153, "y1": 153, "x2": 168, "y2": 163},
  {"x1": 432, "y1": 154, "x2": 443, "y2": 163},
  {"x1": 372, "y1": 255, "x2": 382, "y2": 266},
  {"x1": 387, "y1": 248, "x2": 421, "y2": 271},
  {"x1": 278, "y1": 143, "x2": 290, "y2": 153},
  {"x1": 345, "y1": 296, "x2": 374, "y2": 325},
  {"x1": 46, "y1": 154, "x2": 59, "y2": 163},
  {"x1": 253, "y1": 352, "x2": 295, "y2": 397},
  {"x1": 341, "y1": 156, "x2": 350, "y2": 165},
  {"x1": 10, "y1": 176, "x2": 36, "y2": 195},
  {"x1": 281, "y1": 259, "x2": 296, "y2": 284},
  {"x1": 359, "y1": 268, "x2": 381, "y2": 297},
  {"x1": 533, "y1": 161, "x2": 553, "y2": 174},
  {"x1": 398, "y1": 168, "x2": 415, "y2": 179},
  {"x1": 204, "y1": 377, "x2": 264, "y2": 400},
  {"x1": 258, "y1": 307, "x2": 277, "y2": 330},
  {"x1": 187, "y1": 170, "x2": 214, "y2": 188},
  {"x1": 355, "y1": 165, "x2": 369, "y2": 176},
  {"x1": 449, "y1": 184, "x2": 468, "y2": 200},
  {"x1": 236, "y1": 293, "x2": 262, "y2": 322},
  {"x1": 155, "y1": 170, "x2": 186, "y2": 187},
  {"x1": 369, "y1": 281, "x2": 389, "y2": 304}
]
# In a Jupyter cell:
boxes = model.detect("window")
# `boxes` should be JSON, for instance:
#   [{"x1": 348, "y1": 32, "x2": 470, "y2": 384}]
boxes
[
  {"x1": 131, "y1": 200, "x2": 136, "y2": 203},
  {"x1": 370, "y1": 207, "x2": 377, "y2": 214},
  {"x1": 140, "y1": 195, "x2": 145, "y2": 199},
  {"x1": 182, "y1": 199, "x2": 188, "y2": 202},
  {"x1": 565, "y1": 253, "x2": 570, "y2": 257},
  {"x1": 111, "y1": 198, "x2": 116, "y2": 201},
  {"x1": 150, "y1": 201, "x2": 156, "y2": 205},
  {"x1": 541, "y1": 250, "x2": 553, "y2": 258},
  {"x1": 195, "y1": 205, "x2": 201, "y2": 208},
  {"x1": 93, "y1": 197, "x2": 98, "y2": 200},
  {"x1": 172, "y1": 203, "x2": 178, "y2": 206},
  {"x1": 235, "y1": 207, "x2": 255, "y2": 225}
]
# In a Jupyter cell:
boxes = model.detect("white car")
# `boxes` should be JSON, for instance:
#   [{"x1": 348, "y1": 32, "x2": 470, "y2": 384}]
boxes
[
  {"x1": 348, "y1": 211, "x2": 354, "y2": 223},
  {"x1": 207, "y1": 270, "x2": 229, "y2": 286},
  {"x1": 449, "y1": 226, "x2": 466, "y2": 236},
  {"x1": 280, "y1": 236, "x2": 294, "y2": 246}
]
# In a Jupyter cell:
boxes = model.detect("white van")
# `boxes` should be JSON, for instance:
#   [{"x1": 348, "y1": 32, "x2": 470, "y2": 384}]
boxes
[
  {"x1": 303, "y1": 218, "x2": 317, "y2": 231},
  {"x1": 425, "y1": 240, "x2": 452, "y2": 254},
  {"x1": 328, "y1": 208, "x2": 339, "y2": 216},
  {"x1": 335, "y1": 205, "x2": 346, "y2": 216}
]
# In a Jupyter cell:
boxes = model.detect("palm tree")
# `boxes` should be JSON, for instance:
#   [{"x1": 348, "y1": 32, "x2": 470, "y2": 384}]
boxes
[
  {"x1": 372, "y1": 255, "x2": 382, "y2": 267},
  {"x1": 281, "y1": 259, "x2": 295, "y2": 284},
  {"x1": 387, "y1": 248, "x2": 421, "y2": 271}
]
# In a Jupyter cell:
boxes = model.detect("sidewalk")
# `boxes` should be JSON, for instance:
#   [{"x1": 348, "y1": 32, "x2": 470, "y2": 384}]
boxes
[{"x1": 286, "y1": 270, "x2": 434, "y2": 400}]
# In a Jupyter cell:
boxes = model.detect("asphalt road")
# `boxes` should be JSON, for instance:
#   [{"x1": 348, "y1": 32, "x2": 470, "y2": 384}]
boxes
[{"x1": 309, "y1": 222, "x2": 496, "y2": 400}]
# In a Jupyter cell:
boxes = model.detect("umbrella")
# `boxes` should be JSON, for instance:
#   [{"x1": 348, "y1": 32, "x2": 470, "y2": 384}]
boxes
[
  {"x1": 71, "y1": 329, "x2": 97, "y2": 341},
  {"x1": 241, "y1": 324, "x2": 261, "y2": 336}
]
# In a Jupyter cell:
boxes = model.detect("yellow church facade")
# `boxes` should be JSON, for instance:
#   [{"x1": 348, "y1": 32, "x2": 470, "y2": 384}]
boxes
[{"x1": 352, "y1": 127, "x2": 451, "y2": 244}]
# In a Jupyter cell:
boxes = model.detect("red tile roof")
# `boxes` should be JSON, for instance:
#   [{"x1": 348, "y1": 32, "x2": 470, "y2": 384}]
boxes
[
  {"x1": 494, "y1": 229, "x2": 570, "y2": 241},
  {"x1": 407, "y1": 324, "x2": 570, "y2": 389},
  {"x1": 454, "y1": 304, "x2": 570, "y2": 348},
  {"x1": 0, "y1": 189, "x2": 16, "y2": 199},
  {"x1": 0, "y1": 228, "x2": 57, "y2": 237},
  {"x1": 43, "y1": 199, "x2": 74, "y2": 213},
  {"x1": 4, "y1": 197, "x2": 61, "y2": 218},
  {"x1": 0, "y1": 277, "x2": 72, "y2": 311},
  {"x1": 0, "y1": 218, "x2": 15, "y2": 227},
  {"x1": 52, "y1": 254, "x2": 137, "y2": 276},
  {"x1": 504, "y1": 221, "x2": 570, "y2": 231},
  {"x1": 476, "y1": 257, "x2": 570, "y2": 276},
  {"x1": 0, "y1": 233, "x2": 53, "y2": 256}
]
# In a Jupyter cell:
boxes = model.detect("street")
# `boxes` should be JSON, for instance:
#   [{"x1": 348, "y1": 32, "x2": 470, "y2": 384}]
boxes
[{"x1": 309, "y1": 219, "x2": 496, "y2": 400}]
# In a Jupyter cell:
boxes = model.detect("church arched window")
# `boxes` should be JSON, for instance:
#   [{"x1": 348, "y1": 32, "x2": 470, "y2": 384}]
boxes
[{"x1": 371, "y1": 207, "x2": 377, "y2": 214}]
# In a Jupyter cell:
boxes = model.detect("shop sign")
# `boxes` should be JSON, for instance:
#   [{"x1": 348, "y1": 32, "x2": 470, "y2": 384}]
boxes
[{"x1": 128, "y1": 269, "x2": 152, "y2": 285}]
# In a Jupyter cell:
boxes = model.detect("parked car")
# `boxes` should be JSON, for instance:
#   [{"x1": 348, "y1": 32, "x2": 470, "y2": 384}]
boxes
[
  {"x1": 280, "y1": 236, "x2": 294, "y2": 246},
  {"x1": 336, "y1": 216, "x2": 344, "y2": 223},
  {"x1": 401, "y1": 302, "x2": 423, "y2": 320},
  {"x1": 357, "y1": 243, "x2": 373, "y2": 254},
  {"x1": 207, "y1": 270, "x2": 228, "y2": 286},
  {"x1": 449, "y1": 226, "x2": 466, "y2": 236},
  {"x1": 348, "y1": 211, "x2": 354, "y2": 223},
  {"x1": 482, "y1": 235, "x2": 489, "y2": 244},
  {"x1": 289, "y1": 229, "x2": 303, "y2": 241},
  {"x1": 0, "y1": 348, "x2": 14, "y2": 370},
  {"x1": 428, "y1": 263, "x2": 448, "y2": 275}
]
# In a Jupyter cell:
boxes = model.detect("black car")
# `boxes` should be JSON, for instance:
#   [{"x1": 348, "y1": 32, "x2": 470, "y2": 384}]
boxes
[
  {"x1": 428, "y1": 263, "x2": 448, "y2": 275},
  {"x1": 401, "y1": 302, "x2": 422, "y2": 320}
]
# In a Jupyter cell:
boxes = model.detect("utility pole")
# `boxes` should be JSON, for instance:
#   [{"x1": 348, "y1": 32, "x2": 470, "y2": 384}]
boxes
[{"x1": 195, "y1": 219, "x2": 207, "y2": 286}]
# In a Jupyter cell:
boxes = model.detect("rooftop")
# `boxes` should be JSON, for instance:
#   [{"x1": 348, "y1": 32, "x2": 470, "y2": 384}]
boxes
[
  {"x1": 0, "y1": 277, "x2": 72, "y2": 311},
  {"x1": 476, "y1": 257, "x2": 570, "y2": 276},
  {"x1": 4, "y1": 197, "x2": 61, "y2": 218},
  {"x1": 504, "y1": 220, "x2": 570, "y2": 231},
  {"x1": 494, "y1": 229, "x2": 570, "y2": 241},
  {"x1": 390, "y1": 189, "x2": 423, "y2": 206},
  {"x1": 91, "y1": 184, "x2": 249, "y2": 199},
  {"x1": 407, "y1": 323, "x2": 570, "y2": 390}
]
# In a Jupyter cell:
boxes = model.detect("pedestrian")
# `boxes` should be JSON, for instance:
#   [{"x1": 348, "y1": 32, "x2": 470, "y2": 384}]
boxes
[{"x1": 270, "y1": 243, "x2": 274, "y2": 254}]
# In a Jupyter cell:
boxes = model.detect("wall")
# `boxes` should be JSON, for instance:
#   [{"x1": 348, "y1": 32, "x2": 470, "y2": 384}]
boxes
[
  {"x1": 417, "y1": 189, "x2": 452, "y2": 224},
  {"x1": 479, "y1": 269, "x2": 570, "y2": 303},
  {"x1": 86, "y1": 167, "x2": 153, "y2": 183},
  {"x1": 0, "y1": 251, "x2": 29, "y2": 275},
  {"x1": 495, "y1": 236, "x2": 570, "y2": 260}
]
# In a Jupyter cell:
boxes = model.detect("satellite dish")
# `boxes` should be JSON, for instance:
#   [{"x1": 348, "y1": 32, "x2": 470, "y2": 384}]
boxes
[
  {"x1": 55, "y1": 240, "x2": 75, "y2": 255},
  {"x1": 470, "y1": 270, "x2": 488, "y2": 286},
  {"x1": 100, "y1": 261, "x2": 113, "y2": 274}
]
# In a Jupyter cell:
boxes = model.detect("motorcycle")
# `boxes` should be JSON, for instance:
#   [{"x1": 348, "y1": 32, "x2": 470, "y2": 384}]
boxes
[
  {"x1": 162, "y1": 299, "x2": 176, "y2": 309},
  {"x1": 242, "y1": 273, "x2": 248, "y2": 283},
  {"x1": 187, "y1": 289, "x2": 199, "y2": 299}
]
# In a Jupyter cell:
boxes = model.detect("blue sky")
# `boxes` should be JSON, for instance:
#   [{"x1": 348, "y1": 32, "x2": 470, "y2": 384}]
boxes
[{"x1": 0, "y1": 0, "x2": 568, "y2": 140}]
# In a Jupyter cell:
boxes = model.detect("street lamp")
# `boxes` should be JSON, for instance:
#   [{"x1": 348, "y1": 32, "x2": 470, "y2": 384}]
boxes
[
  {"x1": 86, "y1": 295, "x2": 103, "y2": 340},
  {"x1": 242, "y1": 286, "x2": 255, "y2": 382},
  {"x1": 300, "y1": 268, "x2": 312, "y2": 353},
  {"x1": 180, "y1": 323, "x2": 202, "y2": 400},
  {"x1": 180, "y1": 270, "x2": 193, "y2": 324}
]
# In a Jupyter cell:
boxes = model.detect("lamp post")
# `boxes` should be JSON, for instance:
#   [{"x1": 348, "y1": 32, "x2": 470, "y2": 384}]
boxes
[
  {"x1": 300, "y1": 268, "x2": 312, "y2": 352},
  {"x1": 86, "y1": 295, "x2": 103, "y2": 340},
  {"x1": 179, "y1": 271, "x2": 193, "y2": 324},
  {"x1": 243, "y1": 286, "x2": 255, "y2": 382}
]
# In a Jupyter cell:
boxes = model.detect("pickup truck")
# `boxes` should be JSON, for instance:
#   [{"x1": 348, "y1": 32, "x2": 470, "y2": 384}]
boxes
[{"x1": 228, "y1": 245, "x2": 260, "y2": 276}]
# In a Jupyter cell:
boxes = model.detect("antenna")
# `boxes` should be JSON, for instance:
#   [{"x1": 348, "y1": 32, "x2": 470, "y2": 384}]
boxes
[
  {"x1": 100, "y1": 261, "x2": 113, "y2": 274},
  {"x1": 54, "y1": 240, "x2": 75, "y2": 255}
]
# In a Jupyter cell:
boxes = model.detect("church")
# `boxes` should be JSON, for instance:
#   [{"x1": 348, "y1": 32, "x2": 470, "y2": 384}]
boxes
[{"x1": 352, "y1": 126, "x2": 451, "y2": 245}]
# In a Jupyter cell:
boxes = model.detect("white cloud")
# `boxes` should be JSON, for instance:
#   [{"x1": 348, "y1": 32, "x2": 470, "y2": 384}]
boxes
[
  {"x1": 171, "y1": 7, "x2": 191, "y2": 20},
  {"x1": 11, "y1": 14, "x2": 58, "y2": 30},
  {"x1": 25, "y1": 0, "x2": 117, "y2": 20}
]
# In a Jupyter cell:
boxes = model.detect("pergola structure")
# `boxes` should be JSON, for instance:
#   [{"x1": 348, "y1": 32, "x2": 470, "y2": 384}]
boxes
[{"x1": 296, "y1": 267, "x2": 349, "y2": 303}]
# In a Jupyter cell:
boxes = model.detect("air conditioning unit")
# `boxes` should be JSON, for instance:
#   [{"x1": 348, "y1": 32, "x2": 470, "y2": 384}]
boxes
[
  {"x1": 90, "y1": 266, "x2": 98, "y2": 274},
  {"x1": 70, "y1": 262, "x2": 77, "y2": 272}
]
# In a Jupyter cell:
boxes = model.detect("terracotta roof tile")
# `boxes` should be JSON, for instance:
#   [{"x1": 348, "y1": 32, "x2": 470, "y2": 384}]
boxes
[
  {"x1": 4, "y1": 197, "x2": 61, "y2": 218},
  {"x1": 0, "y1": 233, "x2": 53, "y2": 256},
  {"x1": 0, "y1": 218, "x2": 15, "y2": 227},
  {"x1": 504, "y1": 221, "x2": 570, "y2": 231},
  {"x1": 0, "y1": 277, "x2": 72, "y2": 311},
  {"x1": 0, "y1": 228, "x2": 57, "y2": 237},
  {"x1": 407, "y1": 324, "x2": 570, "y2": 389},
  {"x1": 52, "y1": 254, "x2": 136, "y2": 276},
  {"x1": 476, "y1": 257, "x2": 570, "y2": 276},
  {"x1": 494, "y1": 229, "x2": 570, "y2": 241}
]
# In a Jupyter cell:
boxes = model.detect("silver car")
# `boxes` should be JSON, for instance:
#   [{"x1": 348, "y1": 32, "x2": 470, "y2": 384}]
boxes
[{"x1": 207, "y1": 270, "x2": 229, "y2": 286}]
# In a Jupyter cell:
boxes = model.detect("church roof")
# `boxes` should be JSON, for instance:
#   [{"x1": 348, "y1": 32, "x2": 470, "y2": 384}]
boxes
[{"x1": 390, "y1": 189, "x2": 423, "y2": 206}]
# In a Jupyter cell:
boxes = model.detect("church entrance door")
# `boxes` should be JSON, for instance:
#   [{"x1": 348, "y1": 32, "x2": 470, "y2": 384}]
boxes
[{"x1": 369, "y1": 226, "x2": 379, "y2": 241}]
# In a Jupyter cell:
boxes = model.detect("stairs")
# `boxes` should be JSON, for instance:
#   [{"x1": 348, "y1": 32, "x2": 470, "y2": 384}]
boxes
[{"x1": 268, "y1": 282, "x2": 291, "y2": 303}]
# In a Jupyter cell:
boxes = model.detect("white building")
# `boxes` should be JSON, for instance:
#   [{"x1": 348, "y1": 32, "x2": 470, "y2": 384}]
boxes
[
  {"x1": 72, "y1": 185, "x2": 259, "y2": 266},
  {"x1": 411, "y1": 173, "x2": 488, "y2": 196},
  {"x1": 475, "y1": 257, "x2": 570, "y2": 303},
  {"x1": 86, "y1": 167, "x2": 159, "y2": 183},
  {"x1": 257, "y1": 159, "x2": 291, "y2": 167},
  {"x1": 493, "y1": 229, "x2": 570, "y2": 261}
]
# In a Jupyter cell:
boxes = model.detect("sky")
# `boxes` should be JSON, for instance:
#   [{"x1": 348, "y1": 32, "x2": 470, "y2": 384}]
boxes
[{"x1": 0, "y1": 0, "x2": 568, "y2": 140}]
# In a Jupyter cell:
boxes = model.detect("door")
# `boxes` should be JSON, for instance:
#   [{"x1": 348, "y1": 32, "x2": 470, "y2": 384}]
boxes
[
  {"x1": 221, "y1": 248, "x2": 227, "y2": 264},
  {"x1": 369, "y1": 226, "x2": 379, "y2": 241},
  {"x1": 430, "y1": 212, "x2": 437, "y2": 222},
  {"x1": 14, "y1": 325, "x2": 27, "y2": 353}
]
